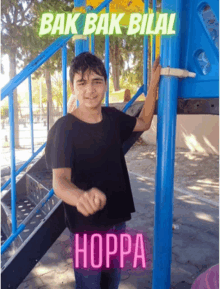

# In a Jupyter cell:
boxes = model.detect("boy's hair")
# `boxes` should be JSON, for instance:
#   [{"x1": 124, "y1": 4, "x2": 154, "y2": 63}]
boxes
[{"x1": 69, "y1": 52, "x2": 107, "y2": 85}]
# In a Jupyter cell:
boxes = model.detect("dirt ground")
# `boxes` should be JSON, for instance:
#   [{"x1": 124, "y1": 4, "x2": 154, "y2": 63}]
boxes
[
  {"x1": 125, "y1": 138, "x2": 219, "y2": 205},
  {"x1": 1, "y1": 137, "x2": 218, "y2": 205}
]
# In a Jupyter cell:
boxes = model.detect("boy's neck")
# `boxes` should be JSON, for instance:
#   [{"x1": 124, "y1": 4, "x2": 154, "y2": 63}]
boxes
[{"x1": 72, "y1": 105, "x2": 103, "y2": 124}]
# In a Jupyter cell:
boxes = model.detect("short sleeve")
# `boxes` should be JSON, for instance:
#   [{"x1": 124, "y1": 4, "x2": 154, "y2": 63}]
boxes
[
  {"x1": 113, "y1": 108, "x2": 137, "y2": 144},
  {"x1": 45, "y1": 118, "x2": 74, "y2": 169}
]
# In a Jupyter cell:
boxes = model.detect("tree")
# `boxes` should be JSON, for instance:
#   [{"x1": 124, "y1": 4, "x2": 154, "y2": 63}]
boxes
[
  {"x1": 1, "y1": 0, "x2": 38, "y2": 147},
  {"x1": 94, "y1": 29, "x2": 145, "y2": 93},
  {"x1": 51, "y1": 73, "x2": 72, "y2": 109},
  {"x1": 21, "y1": 0, "x2": 75, "y2": 129}
]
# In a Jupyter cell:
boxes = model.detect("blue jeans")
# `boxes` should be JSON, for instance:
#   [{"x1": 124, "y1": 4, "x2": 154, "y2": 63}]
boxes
[{"x1": 70, "y1": 222, "x2": 126, "y2": 289}]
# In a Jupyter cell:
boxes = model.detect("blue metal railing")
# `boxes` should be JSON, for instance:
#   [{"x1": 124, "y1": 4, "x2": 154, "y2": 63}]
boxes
[
  {"x1": 1, "y1": 0, "x2": 114, "y2": 186},
  {"x1": 1, "y1": 0, "x2": 114, "y2": 255},
  {"x1": 8, "y1": 90, "x2": 17, "y2": 234},
  {"x1": 1, "y1": 0, "x2": 155, "y2": 274},
  {"x1": 28, "y1": 76, "x2": 34, "y2": 155},
  {"x1": 1, "y1": 36, "x2": 71, "y2": 101},
  {"x1": 1, "y1": 0, "x2": 113, "y2": 101},
  {"x1": 122, "y1": 86, "x2": 145, "y2": 112},
  {"x1": 1, "y1": 143, "x2": 46, "y2": 192},
  {"x1": 1, "y1": 189, "x2": 55, "y2": 254}
]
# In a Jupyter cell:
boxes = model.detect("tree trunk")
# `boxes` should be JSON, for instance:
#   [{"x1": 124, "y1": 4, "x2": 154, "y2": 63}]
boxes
[
  {"x1": 9, "y1": 51, "x2": 20, "y2": 148},
  {"x1": 45, "y1": 68, "x2": 54, "y2": 129},
  {"x1": 110, "y1": 38, "x2": 120, "y2": 91}
]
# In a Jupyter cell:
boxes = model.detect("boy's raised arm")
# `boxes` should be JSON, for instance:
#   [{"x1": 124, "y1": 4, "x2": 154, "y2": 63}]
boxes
[{"x1": 133, "y1": 56, "x2": 161, "y2": 132}]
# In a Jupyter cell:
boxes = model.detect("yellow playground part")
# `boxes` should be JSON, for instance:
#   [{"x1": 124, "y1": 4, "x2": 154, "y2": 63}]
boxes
[
  {"x1": 87, "y1": 0, "x2": 145, "y2": 13},
  {"x1": 154, "y1": 34, "x2": 160, "y2": 58},
  {"x1": 85, "y1": 1, "x2": 161, "y2": 56}
]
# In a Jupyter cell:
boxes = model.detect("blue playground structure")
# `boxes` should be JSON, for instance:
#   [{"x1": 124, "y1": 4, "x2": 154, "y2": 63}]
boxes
[{"x1": 1, "y1": 0, "x2": 219, "y2": 288}]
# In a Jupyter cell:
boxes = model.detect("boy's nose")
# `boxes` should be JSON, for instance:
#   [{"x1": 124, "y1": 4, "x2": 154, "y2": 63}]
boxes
[{"x1": 86, "y1": 84, "x2": 95, "y2": 94}]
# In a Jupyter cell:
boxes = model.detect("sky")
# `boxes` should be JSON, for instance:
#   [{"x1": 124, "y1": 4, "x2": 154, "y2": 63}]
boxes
[
  {"x1": 1, "y1": 55, "x2": 10, "y2": 88},
  {"x1": 1, "y1": 54, "x2": 29, "y2": 106}
]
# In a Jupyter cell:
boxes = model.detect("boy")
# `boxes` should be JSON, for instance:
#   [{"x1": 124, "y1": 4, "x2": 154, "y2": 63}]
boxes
[{"x1": 45, "y1": 52, "x2": 161, "y2": 288}]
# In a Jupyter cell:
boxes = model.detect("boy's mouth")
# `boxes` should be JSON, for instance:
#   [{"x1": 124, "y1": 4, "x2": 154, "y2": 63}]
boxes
[{"x1": 86, "y1": 96, "x2": 98, "y2": 100}]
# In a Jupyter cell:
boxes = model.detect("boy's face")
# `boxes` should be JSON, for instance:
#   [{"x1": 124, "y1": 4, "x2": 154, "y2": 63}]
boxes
[{"x1": 70, "y1": 70, "x2": 107, "y2": 109}]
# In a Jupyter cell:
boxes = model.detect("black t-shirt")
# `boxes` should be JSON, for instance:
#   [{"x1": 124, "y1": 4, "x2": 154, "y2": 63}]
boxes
[{"x1": 45, "y1": 106, "x2": 137, "y2": 233}]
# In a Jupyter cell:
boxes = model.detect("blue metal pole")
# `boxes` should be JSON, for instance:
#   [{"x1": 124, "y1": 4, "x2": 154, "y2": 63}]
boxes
[
  {"x1": 95, "y1": 0, "x2": 112, "y2": 13},
  {"x1": 75, "y1": 0, "x2": 89, "y2": 56},
  {"x1": 152, "y1": 0, "x2": 157, "y2": 64},
  {"x1": 8, "y1": 91, "x2": 17, "y2": 234},
  {"x1": 85, "y1": 5, "x2": 95, "y2": 55},
  {"x1": 1, "y1": 224, "x2": 25, "y2": 255},
  {"x1": 91, "y1": 34, "x2": 95, "y2": 54},
  {"x1": 28, "y1": 76, "x2": 34, "y2": 155},
  {"x1": 144, "y1": 0, "x2": 149, "y2": 95},
  {"x1": 152, "y1": 0, "x2": 182, "y2": 288},
  {"x1": 105, "y1": 3, "x2": 110, "y2": 107},
  {"x1": 75, "y1": 0, "x2": 88, "y2": 109},
  {"x1": 75, "y1": 38, "x2": 90, "y2": 56},
  {"x1": 85, "y1": 37, "x2": 90, "y2": 51},
  {"x1": 75, "y1": 40, "x2": 83, "y2": 57},
  {"x1": 62, "y1": 44, "x2": 67, "y2": 116}
]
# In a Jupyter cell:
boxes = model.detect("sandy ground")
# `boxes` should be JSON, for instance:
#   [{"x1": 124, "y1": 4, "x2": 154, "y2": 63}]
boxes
[{"x1": 125, "y1": 138, "x2": 219, "y2": 205}]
